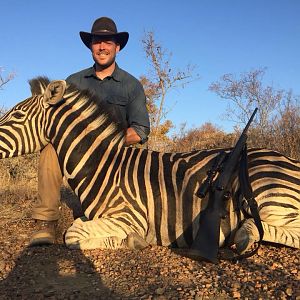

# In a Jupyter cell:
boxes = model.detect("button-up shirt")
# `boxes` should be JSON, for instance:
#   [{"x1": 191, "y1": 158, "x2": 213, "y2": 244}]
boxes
[{"x1": 66, "y1": 64, "x2": 150, "y2": 143}]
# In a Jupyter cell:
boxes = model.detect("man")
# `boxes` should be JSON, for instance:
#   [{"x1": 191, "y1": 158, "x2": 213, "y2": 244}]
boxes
[{"x1": 30, "y1": 17, "x2": 150, "y2": 246}]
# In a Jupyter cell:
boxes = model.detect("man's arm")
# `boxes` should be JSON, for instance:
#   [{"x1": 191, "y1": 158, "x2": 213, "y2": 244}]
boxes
[{"x1": 127, "y1": 81, "x2": 150, "y2": 145}]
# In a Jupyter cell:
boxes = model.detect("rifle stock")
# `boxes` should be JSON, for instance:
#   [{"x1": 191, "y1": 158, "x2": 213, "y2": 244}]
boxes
[{"x1": 190, "y1": 108, "x2": 258, "y2": 263}]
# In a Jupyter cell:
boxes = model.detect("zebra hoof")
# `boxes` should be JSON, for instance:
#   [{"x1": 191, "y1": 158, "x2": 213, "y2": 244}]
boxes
[
  {"x1": 126, "y1": 232, "x2": 149, "y2": 250},
  {"x1": 234, "y1": 227, "x2": 255, "y2": 254}
]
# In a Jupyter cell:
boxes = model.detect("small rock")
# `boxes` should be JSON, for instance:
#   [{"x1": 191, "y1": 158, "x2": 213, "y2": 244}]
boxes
[
  {"x1": 232, "y1": 291, "x2": 241, "y2": 298},
  {"x1": 232, "y1": 282, "x2": 241, "y2": 290},
  {"x1": 248, "y1": 285, "x2": 255, "y2": 292},
  {"x1": 155, "y1": 287, "x2": 165, "y2": 295},
  {"x1": 285, "y1": 287, "x2": 293, "y2": 296},
  {"x1": 257, "y1": 247, "x2": 264, "y2": 255},
  {"x1": 277, "y1": 290, "x2": 287, "y2": 300}
]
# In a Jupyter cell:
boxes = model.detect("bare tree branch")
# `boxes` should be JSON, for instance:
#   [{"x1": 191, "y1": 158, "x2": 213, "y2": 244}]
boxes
[
  {"x1": 0, "y1": 67, "x2": 15, "y2": 90},
  {"x1": 209, "y1": 67, "x2": 300, "y2": 157},
  {"x1": 140, "y1": 31, "x2": 200, "y2": 150}
]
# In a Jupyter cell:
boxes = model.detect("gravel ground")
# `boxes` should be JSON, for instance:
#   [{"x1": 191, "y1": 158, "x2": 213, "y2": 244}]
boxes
[{"x1": 0, "y1": 193, "x2": 299, "y2": 299}]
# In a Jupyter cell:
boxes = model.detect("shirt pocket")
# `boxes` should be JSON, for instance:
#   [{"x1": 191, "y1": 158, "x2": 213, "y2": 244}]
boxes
[
  {"x1": 106, "y1": 95, "x2": 128, "y2": 106},
  {"x1": 105, "y1": 95, "x2": 128, "y2": 127}
]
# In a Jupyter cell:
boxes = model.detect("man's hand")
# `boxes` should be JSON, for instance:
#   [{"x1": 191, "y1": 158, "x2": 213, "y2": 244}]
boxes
[{"x1": 125, "y1": 127, "x2": 141, "y2": 146}]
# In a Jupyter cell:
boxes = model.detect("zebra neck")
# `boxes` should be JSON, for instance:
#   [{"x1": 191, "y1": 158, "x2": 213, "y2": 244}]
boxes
[
  {"x1": 52, "y1": 122, "x2": 124, "y2": 181},
  {"x1": 44, "y1": 88, "x2": 126, "y2": 197}
]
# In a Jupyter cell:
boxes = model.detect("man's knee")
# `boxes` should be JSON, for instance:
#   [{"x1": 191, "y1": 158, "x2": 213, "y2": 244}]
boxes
[{"x1": 39, "y1": 144, "x2": 62, "y2": 185}]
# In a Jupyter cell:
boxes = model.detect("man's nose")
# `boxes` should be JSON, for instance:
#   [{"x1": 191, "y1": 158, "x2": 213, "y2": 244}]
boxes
[{"x1": 98, "y1": 41, "x2": 107, "y2": 48}]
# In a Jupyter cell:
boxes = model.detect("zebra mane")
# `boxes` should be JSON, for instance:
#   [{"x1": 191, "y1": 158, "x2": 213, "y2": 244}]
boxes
[
  {"x1": 29, "y1": 76, "x2": 125, "y2": 137},
  {"x1": 66, "y1": 81, "x2": 125, "y2": 134},
  {"x1": 29, "y1": 76, "x2": 51, "y2": 95}
]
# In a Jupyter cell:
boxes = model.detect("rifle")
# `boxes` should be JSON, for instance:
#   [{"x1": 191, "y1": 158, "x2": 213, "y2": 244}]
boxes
[{"x1": 190, "y1": 108, "x2": 258, "y2": 263}]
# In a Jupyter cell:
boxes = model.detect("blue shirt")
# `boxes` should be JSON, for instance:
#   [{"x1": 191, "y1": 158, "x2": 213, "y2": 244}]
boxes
[{"x1": 66, "y1": 64, "x2": 150, "y2": 143}]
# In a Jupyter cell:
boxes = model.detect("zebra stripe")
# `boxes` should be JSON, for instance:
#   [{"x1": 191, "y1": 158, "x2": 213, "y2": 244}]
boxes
[{"x1": 0, "y1": 77, "x2": 299, "y2": 253}]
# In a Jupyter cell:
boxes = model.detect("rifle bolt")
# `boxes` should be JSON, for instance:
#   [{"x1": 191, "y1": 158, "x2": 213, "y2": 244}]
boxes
[
  {"x1": 224, "y1": 191, "x2": 231, "y2": 200},
  {"x1": 221, "y1": 211, "x2": 229, "y2": 219}
]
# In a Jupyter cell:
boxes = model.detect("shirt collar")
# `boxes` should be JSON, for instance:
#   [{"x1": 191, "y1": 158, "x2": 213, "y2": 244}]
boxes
[
  {"x1": 84, "y1": 64, "x2": 122, "y2": 82},
  {"x1": 110, "y1": 64, "x2": 122, "y2": 82}
]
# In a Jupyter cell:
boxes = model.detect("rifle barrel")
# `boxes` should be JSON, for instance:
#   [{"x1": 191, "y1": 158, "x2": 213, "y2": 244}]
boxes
[{"x1": 190, "y1": 107, "x2": 258, "y2": 263}]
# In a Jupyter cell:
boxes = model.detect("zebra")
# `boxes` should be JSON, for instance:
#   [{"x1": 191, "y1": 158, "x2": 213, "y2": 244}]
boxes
[{"x1": 0, "y1": 77, "x2": 299, "y2": 255}]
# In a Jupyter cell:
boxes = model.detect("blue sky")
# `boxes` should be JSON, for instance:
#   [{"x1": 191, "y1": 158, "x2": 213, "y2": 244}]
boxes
[{"x1": 1, "y1": 0, "x2": 299, "y2": 134}]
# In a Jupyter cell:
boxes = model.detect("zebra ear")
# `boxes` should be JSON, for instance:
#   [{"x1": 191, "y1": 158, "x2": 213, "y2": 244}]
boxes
[{"x1": 43, "y1": 80, "x2": 67, "y2": 106}]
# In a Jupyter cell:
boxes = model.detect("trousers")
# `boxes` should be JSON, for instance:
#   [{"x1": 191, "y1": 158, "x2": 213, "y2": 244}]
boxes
[{"x1": 31, "y1": 144, "x2": 62, "y2": 221}]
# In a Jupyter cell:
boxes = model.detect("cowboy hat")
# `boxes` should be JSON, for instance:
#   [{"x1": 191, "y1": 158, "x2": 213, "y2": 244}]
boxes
[{"x1": 80, "y1": 17, "x2": 129, "y2": 50}]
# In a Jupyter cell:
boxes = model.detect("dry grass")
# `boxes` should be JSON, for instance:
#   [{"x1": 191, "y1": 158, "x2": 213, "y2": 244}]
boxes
[
  {"x1": 0, "y1": 154, "x2": 38, "y2": 227},
  {"x1": 0, "y1": 153, "x2": 82, "y2": 237}
]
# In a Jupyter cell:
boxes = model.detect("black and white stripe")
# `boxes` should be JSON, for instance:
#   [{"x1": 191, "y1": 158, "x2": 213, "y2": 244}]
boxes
[{"x1": 0, "y1": 77, "x2": 299, "y2": 252}]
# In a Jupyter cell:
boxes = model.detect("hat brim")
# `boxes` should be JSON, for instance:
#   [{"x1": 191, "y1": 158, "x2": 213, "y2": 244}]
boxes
[{"x1": 80, "y1": 31, "x2": 129, "y2": 50}]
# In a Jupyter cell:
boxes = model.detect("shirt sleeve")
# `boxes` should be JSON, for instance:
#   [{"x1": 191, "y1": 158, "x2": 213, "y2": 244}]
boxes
[{"x1": 127, "y1": 81, "x2": 150, "y2": 143}]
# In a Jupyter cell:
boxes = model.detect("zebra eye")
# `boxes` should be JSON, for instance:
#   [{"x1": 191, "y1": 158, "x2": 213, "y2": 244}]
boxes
[{"x1": 12, "y1": 111, "x2": 25, "y2": 119}]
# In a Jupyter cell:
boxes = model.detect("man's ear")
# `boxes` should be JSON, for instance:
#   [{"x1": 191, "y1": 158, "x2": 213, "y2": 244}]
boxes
[
  {"x1": 43, "y1": 80, "x2": 66, "y2": 106},
  {"x1": 116, "y1": 43, "x2": 120, "y2": 54}
]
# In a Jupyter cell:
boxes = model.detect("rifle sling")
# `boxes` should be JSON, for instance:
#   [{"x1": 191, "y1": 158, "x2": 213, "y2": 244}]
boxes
[{"x1": 228, "y1": 145, "x2": 264, "y2": 261}]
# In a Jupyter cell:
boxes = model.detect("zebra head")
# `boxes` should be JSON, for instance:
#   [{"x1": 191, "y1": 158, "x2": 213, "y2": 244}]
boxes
[
  {"x1": 0, "y1": 77, "x2": 67, "y2": 158},
  {"x1": 0, "y1": 76, "x2": 125, "y2": 160}
]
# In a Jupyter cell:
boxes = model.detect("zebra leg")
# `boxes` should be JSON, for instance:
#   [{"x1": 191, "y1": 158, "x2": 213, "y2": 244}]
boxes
[
  {"x1": 64, "y1": 217, "x2": 148, "y2": 250},
  {"x1": 234, "y1": 218, "x2": 300, "y2": 253}
]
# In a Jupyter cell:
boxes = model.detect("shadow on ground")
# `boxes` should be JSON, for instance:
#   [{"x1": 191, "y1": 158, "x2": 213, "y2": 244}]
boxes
[
  {"x1": 0, "y1": 245, "x2": 119, "y2": 299},
  {"x1": 0, "y1": 187, "x2": 120, "y2": 299}
]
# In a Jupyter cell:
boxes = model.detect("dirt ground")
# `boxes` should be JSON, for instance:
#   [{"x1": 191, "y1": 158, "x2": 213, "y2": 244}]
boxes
[{"x1": 0, "y1": 188, "x2": 299, "y2": 300}]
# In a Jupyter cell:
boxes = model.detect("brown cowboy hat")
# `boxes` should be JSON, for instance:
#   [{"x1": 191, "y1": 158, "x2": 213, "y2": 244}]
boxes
[{"x1": 80, "y1": 17, "x2": 129, "y2": 50}]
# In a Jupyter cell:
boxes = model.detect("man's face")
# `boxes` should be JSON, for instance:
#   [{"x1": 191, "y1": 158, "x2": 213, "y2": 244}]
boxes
[{"x1": 90, "y1": 36, "x2": 120, "y2": 69}]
